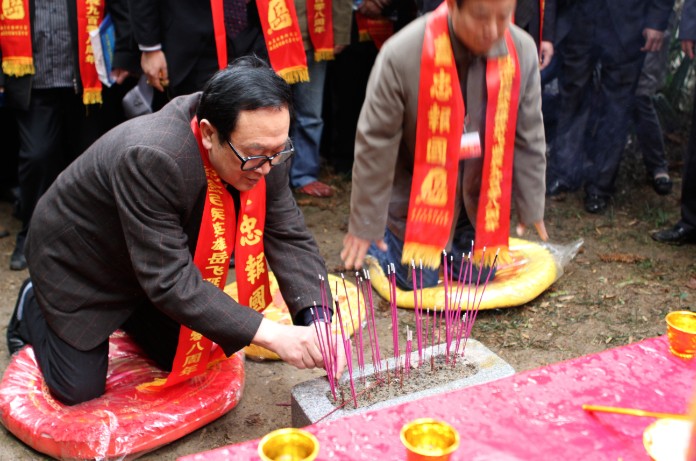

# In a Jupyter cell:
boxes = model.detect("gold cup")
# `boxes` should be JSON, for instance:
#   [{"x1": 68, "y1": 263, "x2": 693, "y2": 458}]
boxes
[
  {"x1": 258, "y1": 428, "x2": 319, "y2": 461},
  {"x1": 666, "y1": 311, "x2": 696, "y2": 359},
  {"x1": 400, "y1": 418, "x2": 460, "y2": 461}
]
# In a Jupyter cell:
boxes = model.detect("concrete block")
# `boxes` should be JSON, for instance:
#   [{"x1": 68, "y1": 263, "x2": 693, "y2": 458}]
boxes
[{"x1": 291, "y1": 339, "x2": 514, "y2": 427}]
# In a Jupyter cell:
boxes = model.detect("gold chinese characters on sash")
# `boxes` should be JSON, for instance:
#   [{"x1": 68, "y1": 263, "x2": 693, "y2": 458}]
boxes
[{"x1": 139, "y1": 117, "x2": 271, "y2": 391}]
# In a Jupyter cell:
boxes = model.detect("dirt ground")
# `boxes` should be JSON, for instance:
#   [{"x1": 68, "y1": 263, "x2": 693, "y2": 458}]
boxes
[{"x1": 0, "y1": 136, "x2": 695, "y2": 460}]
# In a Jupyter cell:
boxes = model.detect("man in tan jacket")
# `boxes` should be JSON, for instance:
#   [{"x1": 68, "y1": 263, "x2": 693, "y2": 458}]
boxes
[{"x1": 341, "y1": 0, "x2": 548, "y2": 289}]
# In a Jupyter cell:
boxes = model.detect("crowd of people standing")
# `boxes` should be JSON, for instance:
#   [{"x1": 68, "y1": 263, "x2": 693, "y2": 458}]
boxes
[{"x1": 1, "y1": 0, "x2": 695, "y2": 277}]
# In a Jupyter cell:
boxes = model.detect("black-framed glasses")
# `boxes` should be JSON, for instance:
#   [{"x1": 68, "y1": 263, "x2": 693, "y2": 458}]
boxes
[{"x1": 226, "y1": 138, "x2": 295, "y2": 171}]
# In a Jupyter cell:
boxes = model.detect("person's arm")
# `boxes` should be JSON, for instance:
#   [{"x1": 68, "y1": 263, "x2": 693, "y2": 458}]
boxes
[
  {"x1": 642, "y1": 0, "x2": 676, "y2": 52},
  {"x1": 680, "y1": 0, "x2": 696, "y2": 58},
  {"x1": 106, "y1": 0, "x2": 139, "y2": 82},
  {"x1": 342, "y1": 41, "x2": 405, "y2": 269},
  {"x1": 127, "y1": 0, "x2": 168, "y2": 90},
  {"x1": 511, "y1": 32, "x2": 548, "y2": 241},
  {"x1": 541, "y1": 0, "x2": 556, "y2": 44},
  {"x1": 539, "y1": 0, "x2": 556, "y2": 70},
  {"x1": 333, "y1": 0, "x2": 354, "y2": 47}
]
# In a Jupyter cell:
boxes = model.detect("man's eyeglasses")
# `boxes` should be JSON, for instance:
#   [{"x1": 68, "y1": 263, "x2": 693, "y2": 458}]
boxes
[{"x1": 226, "y1": 138, "x2": 295, "y2": 171}]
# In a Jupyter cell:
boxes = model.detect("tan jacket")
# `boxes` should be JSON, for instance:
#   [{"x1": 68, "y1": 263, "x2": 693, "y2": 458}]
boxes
[
  {"x1": 295, "y1": 0, "x2": 354, "y2": 50},
  {"x1": 349, "y1": 14, "x2": 546, "y2": 244}
]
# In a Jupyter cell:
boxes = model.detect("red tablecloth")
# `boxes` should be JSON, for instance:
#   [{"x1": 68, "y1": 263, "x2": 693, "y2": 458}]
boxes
[{"x1": 180, "y1": 336, "x2": 696, "y2": 460}]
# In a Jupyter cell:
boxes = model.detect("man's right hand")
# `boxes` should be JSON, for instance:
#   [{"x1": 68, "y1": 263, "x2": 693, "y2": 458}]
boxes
[
  {"x1": 252, "y1": 319, "x2": 347, "y2": 380},
  {"x1": 683, "y1": 40, "x2": 695, "y2": 59},
  {"x1": 340, "y1": 233, "x2": 386, "y2": 270},
  {"x1": 141, "y1": 50, "x2": 169, "y2": 92}
]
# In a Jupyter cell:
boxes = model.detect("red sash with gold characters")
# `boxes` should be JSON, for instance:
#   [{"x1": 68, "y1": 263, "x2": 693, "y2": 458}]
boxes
[
  {"x1": 139, "y1": 117, "x2": 271, "y2": 391},
  {"x1": 355, "y1": 12, "x2": 393, "y2": 49},
  {"x1": 404, "y1": 3, "x2": 519, "y2": 269},
  {"x1": 0, "y1": 0, "x2": 34, "y2": 76},
  {"x1": 474, "y1": 26, "x2": 520, "y2": 267},
  {"x1": 210, "y1": 0, "x2": 310, "y2": 83},
  {"x1": 307, "y1": 0, "x2": 335, "y2": 61},
  {"x1": 0, "y1": 0, "x2": 104, "y2": 104},
  {"x1": 76, "y1": 0, "x2": 104, "y2": 104}
]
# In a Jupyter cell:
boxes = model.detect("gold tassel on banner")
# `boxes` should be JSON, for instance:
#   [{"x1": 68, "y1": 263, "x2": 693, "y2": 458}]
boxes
[
  {"x1": 278, "y1": 67, "x2": 310, "y2": 84},
  {"x1": 402, "y1": 243, "x2": 442, "y2": 270},
  {"x1": 136, "y1": 378, "x2": 167, "y2": 392},
  {"x1": 358, "y1": 31, "x2": 371, "y2": 42},
  {"x1": 473, "y1": 245, "x2": 511, "y2": 268},
  {"x1": 82, "y1": 90, "x2": 103, "y2": 106},
  {"x1": 314, "y1": 49, "x2": 335, "y2": 62},
  {"x1": 2, "y1": 59, "x2": 35, "y2": 77}
]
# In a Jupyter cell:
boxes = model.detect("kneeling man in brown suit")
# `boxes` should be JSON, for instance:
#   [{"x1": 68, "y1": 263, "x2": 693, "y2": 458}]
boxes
[{"x1": 7, "y1": 56, "x2": 345, "y2": 405}]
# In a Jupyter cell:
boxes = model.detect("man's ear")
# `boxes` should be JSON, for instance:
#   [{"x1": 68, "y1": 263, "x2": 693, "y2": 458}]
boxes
[{"x1": 199, "y1": 119, "x2": 215, "y2": 150}]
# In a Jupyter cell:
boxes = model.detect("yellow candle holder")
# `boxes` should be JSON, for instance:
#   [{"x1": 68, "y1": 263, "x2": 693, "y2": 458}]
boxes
[
  {"x1": 666, "y1": 311, "x2": 696, "y2": 359},
  {"x1": 400, "y1": 418, "x2": 460, "y2": 461},
  {"x1": 257, "y1": 428, "x2": 319, "y2": 461}
]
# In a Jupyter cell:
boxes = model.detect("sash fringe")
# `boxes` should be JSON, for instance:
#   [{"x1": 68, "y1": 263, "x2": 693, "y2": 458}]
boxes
[
  {"x1": 358, "y1": 30, "x2": 371, "y2": 42},
  {"x1": 82, "y1": 89, "x2": 103, "y2": 105},
  {"x1": 402, "y1": 243, "x2": 442, "y2": 270},
  {"x1": 278, "y1": 67, "x2": 310, "y2": 84},
  {"x1": 473, "y1": 245, "x2": 511, "y2": 268},
  {"x1": 136, "y1": 378, "x2": 167, "y2": 392},
  {"x1": 314, "y1": 49, "x2": 335, "y2": 62},
  {"x1": 2, "y1": 59, "x2": 35, "y2": 77}
]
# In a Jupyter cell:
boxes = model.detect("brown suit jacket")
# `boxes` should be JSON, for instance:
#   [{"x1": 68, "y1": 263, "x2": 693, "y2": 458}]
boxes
[{"x1": 25, "y1": 93, "x2": 329, "y2": 354}]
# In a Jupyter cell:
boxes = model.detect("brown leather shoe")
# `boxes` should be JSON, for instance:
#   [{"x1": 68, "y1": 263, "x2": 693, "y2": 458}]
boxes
[{"x1": 296, "y1": 181, "x2": 334, "y2": 198}]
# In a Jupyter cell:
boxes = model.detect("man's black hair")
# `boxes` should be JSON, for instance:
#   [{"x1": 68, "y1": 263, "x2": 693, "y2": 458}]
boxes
[{"x1": 196, "y1": 55, "x2": 293, "y2": 144}]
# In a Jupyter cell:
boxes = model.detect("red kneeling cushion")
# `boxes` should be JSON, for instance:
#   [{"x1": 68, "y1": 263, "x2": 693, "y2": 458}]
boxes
[{"x1": 0, "y1": 330, "x2": 245, "y2": 460}]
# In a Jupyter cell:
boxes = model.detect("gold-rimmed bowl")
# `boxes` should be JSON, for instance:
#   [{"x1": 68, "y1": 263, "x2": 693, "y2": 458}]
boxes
[
  {"x1": 666, "y1": 311, "x2": 696, "y2": 359},
  {"x1": 400, "y1": 418, "x2": 460, "y2": 461},
  {"x1": 258, "y1": 428, "x2": 319, "y2": 461}
]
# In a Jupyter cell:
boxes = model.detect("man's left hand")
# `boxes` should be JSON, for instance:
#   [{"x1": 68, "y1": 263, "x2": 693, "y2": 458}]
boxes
[
  {"x1": 539, "y1": 41, "x2": 554, "y2": 71},
  {"x1": 110, "y1": 68, "x2": 130, "y2": 85},
  {"x1": 642, "y1": 28, "x2": 665, "y2": 52}
]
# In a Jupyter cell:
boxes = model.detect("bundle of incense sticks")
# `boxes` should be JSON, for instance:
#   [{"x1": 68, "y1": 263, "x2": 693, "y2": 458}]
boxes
[{"x1": 315, "y1": 247, "x2": 498, "y2": 411}]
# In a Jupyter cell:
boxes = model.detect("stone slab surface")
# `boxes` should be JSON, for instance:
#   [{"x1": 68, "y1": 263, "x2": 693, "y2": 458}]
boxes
[{"x1": 291, "y1": 338, "x2": 514, "y2": 427}]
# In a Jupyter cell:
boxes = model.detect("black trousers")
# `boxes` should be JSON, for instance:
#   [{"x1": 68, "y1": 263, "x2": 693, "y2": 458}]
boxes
[
  {"x1": 321, "y1": 16, "x2": 379, "y2": 175},
  {"x1": 681, "y1": 89, "x2": 696, "y2": 230},
  {"x1": 14, "y1": 89, "x2": 106, "y2": 251},
  {"x1": 547, "y1": 0, "x2": 645, "y2": 196},
  {"x1": 17, "y1": 280, "x2": 180, "y2": 405}
]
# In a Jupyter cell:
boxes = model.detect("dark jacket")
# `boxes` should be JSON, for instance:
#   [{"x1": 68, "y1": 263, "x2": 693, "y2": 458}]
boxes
[
  {"x1": 0, "y1": 0, "x2": 136, "y2": 110},
  {"x1": 515, "y1": 0, "x2": 557, "y2": 47},
  {"x1": 681, "y1": 0, "x2": 696, "y2": 40}
]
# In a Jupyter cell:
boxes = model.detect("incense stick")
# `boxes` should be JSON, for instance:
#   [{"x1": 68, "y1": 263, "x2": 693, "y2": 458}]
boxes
[
  {"x1": 582, "y1": 404, "x2": 689, "y2": 420},
  {"x1": 335, "y1": 299, "x2": 358, "y2": 408}
]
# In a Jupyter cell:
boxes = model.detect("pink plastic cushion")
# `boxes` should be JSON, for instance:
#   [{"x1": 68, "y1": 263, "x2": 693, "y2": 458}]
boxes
[{"x1": 0, "y1": 330, "x2": 244, "y2": 460}]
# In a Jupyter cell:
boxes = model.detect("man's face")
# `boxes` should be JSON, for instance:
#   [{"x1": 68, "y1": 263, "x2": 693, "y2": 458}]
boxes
[
  {"x1": 201, "y1": 107, "x2": 290, "y2": 191},
  {"x1": 446, "y1": 0, "x2": 516, "y2": 55}
]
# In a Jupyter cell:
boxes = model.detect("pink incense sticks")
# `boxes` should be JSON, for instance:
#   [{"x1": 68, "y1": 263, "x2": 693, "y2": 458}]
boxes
[{"x1": 314, "y1": 246, "x2": 498, "y2": 413}]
